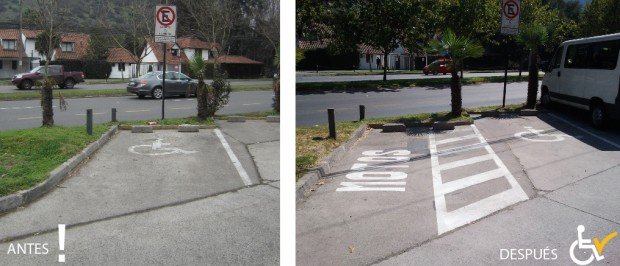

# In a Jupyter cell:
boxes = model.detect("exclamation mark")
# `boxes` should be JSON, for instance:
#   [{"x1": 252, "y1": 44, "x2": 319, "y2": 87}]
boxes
[{"x1": 58, "y1": 224, "x2": 65, "y2": 263}]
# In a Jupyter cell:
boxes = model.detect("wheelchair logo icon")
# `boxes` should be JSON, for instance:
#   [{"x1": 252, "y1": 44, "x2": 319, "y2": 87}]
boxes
[
  {"x1": 514, "y1": 126, "x2": 579, "y2": 142},
  {"x1": 569, "y1": 225, "x2": 617, "y2": 265},
  {"x1": 129, "y1": 138, "x2": 198, "y2": 156}
]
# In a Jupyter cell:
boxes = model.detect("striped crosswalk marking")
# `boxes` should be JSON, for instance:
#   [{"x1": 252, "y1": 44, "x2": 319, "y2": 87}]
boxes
[{"x1": 429, "y1": 124, "x2": 528, "y2": 235}]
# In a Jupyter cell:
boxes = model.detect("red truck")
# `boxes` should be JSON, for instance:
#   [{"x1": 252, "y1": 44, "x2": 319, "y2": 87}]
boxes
[{"x1": 11, "y1": 65, "x2": 85, "y2": 90}]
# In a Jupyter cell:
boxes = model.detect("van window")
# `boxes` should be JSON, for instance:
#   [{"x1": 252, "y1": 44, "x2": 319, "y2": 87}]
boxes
[
  {"x1": 551, "y1": 46, "x2": 564, "y2": 69},
  {"x1": 588, "y1": 40, "x2": 619, "y2": 70},
  {"x1": 564, "y1": 44, "x2": 589, "y2": 69}
]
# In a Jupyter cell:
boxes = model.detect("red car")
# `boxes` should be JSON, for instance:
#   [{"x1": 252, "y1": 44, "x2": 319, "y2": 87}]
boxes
[
  {"x1": 423, "y1": 58, "x2": 452, "y2": 75},
  {"x1": 12, "y1": 65, "x2": 85, "y2": 90}
]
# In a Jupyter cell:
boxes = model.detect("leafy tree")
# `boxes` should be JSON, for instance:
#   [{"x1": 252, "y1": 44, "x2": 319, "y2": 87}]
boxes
[
  {"x1": 517, "y1": 23, "x2": 548, "y2": 108},
  {"x1": 84, "y1": 33, "x2": 110, "y2": 60},
  {"x1": 580, "y1": 0, "x2": 620, "y2": 37},
  {"x1": 34, "y1": 31, "x2": 60, "y2": 63},
  {"x1": 428, "y1": 29, "x2": 484, "y2": 116},
  {"x1": 208, "y1": 67, "x2": 232, "y2": 117}
]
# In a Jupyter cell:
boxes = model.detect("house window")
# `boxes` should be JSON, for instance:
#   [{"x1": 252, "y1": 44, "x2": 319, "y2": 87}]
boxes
[
  {"x1": 12, "y1": 60, "x2": 17, "y2": 70},
  {"x1": 118, "y1": 63, "x2": 125, "y2": 71},
  {"x1": 60, "y1": 42, "x2": 74, "y2": 52},
  {"x1": 2, "y1": 40, "x2": 16, "y2": 50}
]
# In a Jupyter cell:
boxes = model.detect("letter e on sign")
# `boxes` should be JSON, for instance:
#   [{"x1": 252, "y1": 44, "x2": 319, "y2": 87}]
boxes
[{"x1": 501, "y1": 0, "x2": 520, "y2": 35}]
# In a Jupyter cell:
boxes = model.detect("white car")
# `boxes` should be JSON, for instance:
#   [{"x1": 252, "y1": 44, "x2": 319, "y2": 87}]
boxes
[{"x1": 541, "y1": 33, "x2": 620, "y2": 128}]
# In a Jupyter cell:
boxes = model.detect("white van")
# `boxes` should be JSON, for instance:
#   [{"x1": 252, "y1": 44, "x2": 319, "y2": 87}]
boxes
[{"x1": 540, "y1": 33, "x2": 620, "y2": 128}]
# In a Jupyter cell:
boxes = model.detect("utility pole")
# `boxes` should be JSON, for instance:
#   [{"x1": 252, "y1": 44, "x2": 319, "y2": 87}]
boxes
[{"x1": 18, "y1": 0, "x2": 23, "y2": 73}]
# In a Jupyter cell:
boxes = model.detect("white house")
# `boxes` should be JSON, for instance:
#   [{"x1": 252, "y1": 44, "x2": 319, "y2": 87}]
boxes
[
  {"x1": 0, "y1": 29, "x2": 28, "y2": 78},
  {"x1": 176, "y1": 36, "x2": 219, "y2": 61},
  {"x1": 139, "y1": 38, "x2": 186, "y2": 75},
  {"x1": 21, "y1": 29, "x2": 43, "y2": 70},
  {"x1": 357, "y1": 44, "x2": 411, "y2": 71},
  {"x1": 107, "y1": 47, "x2": 138, "y2": 79}
]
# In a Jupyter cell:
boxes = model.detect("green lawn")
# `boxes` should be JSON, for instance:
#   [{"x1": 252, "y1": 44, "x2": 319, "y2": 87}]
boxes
[
  {"x1": 296, "y1": 111, "x2": 472, "y2": 179},
  {"x1": 0, "y1": 125, "x2": 109, "y2": 196},
  {"x1": 296, "y1": 75, "x2": 540, "y2": 92}
]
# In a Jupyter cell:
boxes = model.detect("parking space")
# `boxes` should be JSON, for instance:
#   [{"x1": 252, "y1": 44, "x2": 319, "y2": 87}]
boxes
[
  {"x1": 297, "y1": 111, "x2": 620, "y2": 265},
  {"x1": 0, "y1": 120, "x2": 280, "y2": 264}
]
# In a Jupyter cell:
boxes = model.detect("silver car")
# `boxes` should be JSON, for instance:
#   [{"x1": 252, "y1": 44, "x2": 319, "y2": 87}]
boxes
[{"x1": 127, "y1": 71, "x2": 198, "y2": 99}]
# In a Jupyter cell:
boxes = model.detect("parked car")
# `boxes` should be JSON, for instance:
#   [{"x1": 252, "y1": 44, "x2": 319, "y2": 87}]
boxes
[
  {"x1": 12, "y1": 65, "x2": 85, "y2": 90},
  {"x1": 423, "y1": 58, "x2": 451, "y2": 75},
  {"x1": 127, "y1": 71, "x2": 198, "y2": 99},
  {"x1": 540, "y1": 33, "x2": 620, "y2": 128}
]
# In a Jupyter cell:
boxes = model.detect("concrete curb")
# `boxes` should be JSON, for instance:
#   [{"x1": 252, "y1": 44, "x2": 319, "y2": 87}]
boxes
[
  {"x1": 296, "y1": 124, "x2": 368, "y2": 202},
  {"x1": 0, "y1": 125, "x2": 118, "y2": 214},
  {"x1": 227, "y1": 116, "x2": 246, "y2": 122},
  {"x1": 118, "y1": 125, "x2": 216, "y2": 130},
  {"x1": 266, "y1": 116, "x2": 280, "y2": 122},
  {"x1": 382, "y1": 123, "x2": 406, "y2": 132}
]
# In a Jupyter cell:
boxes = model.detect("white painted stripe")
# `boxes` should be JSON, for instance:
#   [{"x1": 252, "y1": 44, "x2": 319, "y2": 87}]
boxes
[
  {"x1": 350, "y1": 163, "x2": 409, "y2": 170},
  {"x1": 437, "y1": 168, "x2": 505, "y2": 195},
  {"x1": 434, "y1": 134, "x2": 478, "y2": 145},
  {"x1": 436, "y1": 142, "x2": 486, "y2": 156},
  {"x1": 336, "y1": 182, "x2": 406, "y2": 192},
  {"x1": 17, "y1": 116, "x2": 41, "y2": 120},
  {"x1": 214, "y1": 129, "x2": 252, "y2": 186},
  {"x1": 0, "y1": 108, "x2": 7, "y2": 110},
  {"x1": 125, "y1": 109, "x2": 150, "y2": 113},
  {"x1": 75, "y1": 112, "x2": 104, "y2": 116},
  {"x1": 437, "y1": 154, "x2": 494, "y2": 171},
  {"x1": 548, "y1": 113, "x2": 620, "y2": 149}
]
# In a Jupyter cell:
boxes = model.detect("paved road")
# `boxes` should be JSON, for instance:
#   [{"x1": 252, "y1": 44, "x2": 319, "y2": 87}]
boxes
[
  {"x1": 296, "y1": 71, "x2": 529, "y2": 83},
  {"x1": 0, "y1": 120, "x2": 279, "y2": 264},
  {"x1": 297, "y1": 110, "x2": 620, "y2": 265},
  {"x1": 0, "y1": 79, "x2": 271, "y2": 93},
  {"x1": 297, "y1": 81, "x2": 539, "y2": 126},
  {"x1": 0, "y1": 91, "x2": 273, "y2": 130}
]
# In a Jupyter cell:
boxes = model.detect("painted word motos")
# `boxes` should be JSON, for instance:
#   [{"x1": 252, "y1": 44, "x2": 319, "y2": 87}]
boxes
[{"x1": 337, "y1": 149, "x2": 410, "y2": 192}]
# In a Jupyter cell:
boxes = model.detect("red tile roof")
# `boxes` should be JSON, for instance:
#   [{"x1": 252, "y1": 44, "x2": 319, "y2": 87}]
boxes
[
  {"x1": 297, "y1": 39, "x2": 330, "y2": 50},
  {"x1": 106, "y1": 47, "x2": 139, "y2": 63},
  {"x1": 22, "y1": 29, "x2": 42, "y2": 39},
  {"x1": 205, "y1": 55, "x2": 263, "y2": 65},
  {"x1": 176, "y1": 37, "x2": 220, "y2": 51},
  {"x1": 145, "y1": 37, "x2": 188, "y2": 64},
  {"x1": 54, "y1": 32, "x2": 90, "y2": 60},
  {"x1": 0, "y1": 29, "x2": 27, "y2": 58}
]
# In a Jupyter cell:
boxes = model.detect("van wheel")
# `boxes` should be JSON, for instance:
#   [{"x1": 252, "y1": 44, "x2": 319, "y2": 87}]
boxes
[
  {"x1": 21, "y1": 79, "x2": 33, "y2": 90},
  {"x1": 591, "y1": 103, "x2": 607, "y2": 129},
  {"x1": 64, "y1": 79, "x2": 75, "y2": 89},
  {"x1": 540, "y1": 90, "x2": 551, "y2": 107}
]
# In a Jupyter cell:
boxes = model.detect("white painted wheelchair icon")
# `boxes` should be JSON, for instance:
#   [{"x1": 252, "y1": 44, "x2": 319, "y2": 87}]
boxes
[
  {"x1": 129, "y1": 138, "x2": 198, "y2": 156},
  {"x1": 514, "y1": 126, "x2": 570, "y2": 142}
]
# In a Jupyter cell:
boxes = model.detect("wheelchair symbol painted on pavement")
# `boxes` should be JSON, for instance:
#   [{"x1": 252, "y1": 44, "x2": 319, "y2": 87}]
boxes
[
  {"x1": 129, "y1": 138, "x2": 198, "y2": 156},
  {"x1": 514, "y1": 126, "x2": 580, "y2": 142}
]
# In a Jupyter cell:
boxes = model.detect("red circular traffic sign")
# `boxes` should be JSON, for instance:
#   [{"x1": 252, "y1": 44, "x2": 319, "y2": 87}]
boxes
[
  {"x1": 156, "y1": 6, "x2": 176, "y2": 26},
  {"x1": 503, "y1": 0, "x2": 520, "y2": 20}
]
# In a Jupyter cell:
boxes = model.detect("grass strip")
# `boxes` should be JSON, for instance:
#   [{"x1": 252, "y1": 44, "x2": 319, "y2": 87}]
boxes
[
  {"x1": 296, "y1": 111, "x2": 471, "y2": 179},
  {"x1": 296, "y1": 75, "x2": 539, "y2": 92},
  {"x1": 0, "y1": 125, "x2": 109, "y2": 196}
]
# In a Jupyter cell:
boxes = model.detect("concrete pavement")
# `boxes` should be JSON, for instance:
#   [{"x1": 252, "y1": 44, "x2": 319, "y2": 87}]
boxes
[
  {"x1": 0, "y1": 120, "x2": 279, "y2": 264},
  {"x1": 296, "y1": 110, "x2": 620, "y2": 265},
  {"x1": 297, "y1": 81, "x2": 539, "y2": 126},
  {"x1": 0, "y1": 91, "x2": 273, "y2": 130}
]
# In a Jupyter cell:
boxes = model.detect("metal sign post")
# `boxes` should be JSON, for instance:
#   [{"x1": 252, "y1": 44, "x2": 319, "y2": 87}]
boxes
[
  {"x1": 500, "y1": 0, "x2": 520, "y2": 107},
  {"x1": 154, "y1": 5, "x2": 177, "y2": 119}
]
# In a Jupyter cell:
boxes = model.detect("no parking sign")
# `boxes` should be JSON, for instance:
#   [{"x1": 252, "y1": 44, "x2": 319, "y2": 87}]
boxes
[
  {"x1": 501, "y1": 0, "x2": 520, "y2": 35},
  {"x1": 154, "y1": 5, "x2": 177, "y2": 43}
]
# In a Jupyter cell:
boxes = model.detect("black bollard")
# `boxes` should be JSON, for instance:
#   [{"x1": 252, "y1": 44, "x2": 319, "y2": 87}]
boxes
[
  {"x1": 359, "y1": 105, "x2": 365, "y2": 121},
  {"x1": 111, "y1": 108, "x2": 117, "y2": 122},
  {"x1": 86, "y1": 109, "x2": 93, "y2": 135},
  {"x1": 328, "y1": 108, "x2": 336, "y2": 139}
]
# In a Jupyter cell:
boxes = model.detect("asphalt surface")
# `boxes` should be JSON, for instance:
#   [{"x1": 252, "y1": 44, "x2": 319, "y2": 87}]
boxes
[
  {"x1": 0, "y1": 79, "x2": 271, "y2": 93},
  {"x1": 297, "y1": 108, "x2": 620, "y2": 265},
  {"x1": 0, "y1": 91, "x2": 273, "y2": 130},
  {"x1": 297, "y1": 81, "x2": 539, "y2": 126},
  {"x1": 296, "y1": 71, "x2": 527, "y2": 83},
  {"x1": 0, "y1": 120, "x2": 279, "y2": 265}
]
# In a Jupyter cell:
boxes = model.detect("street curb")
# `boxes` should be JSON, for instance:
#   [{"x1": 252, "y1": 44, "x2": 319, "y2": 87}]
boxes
[
  {"x1": 118, "y1": 125, "x2": 216, "y2": 130},
  {"x1": 227, "y1": 116, "x2": 246, "y2": 122},
  {"x1": 0, "y1": 125, "x2": 118, "y2": 214},
  {"x1": 296, "y1": 124, "x2": 368, "y2": 202}
]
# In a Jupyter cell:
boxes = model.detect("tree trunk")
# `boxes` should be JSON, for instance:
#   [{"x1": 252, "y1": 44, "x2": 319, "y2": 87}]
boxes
[
  {"x1": 197, "y1": 80, "x2": 208, "y2": 120},
  {"x1": 383, "y1": 52, "x2": 388, "y2": 81},
  {"x1": 526, "y1": 50, "x2": 539, "y2": 108},
  {"x1": 41, "y1": 82, "x2": 54, "y2": 126},
  {"x1": 450, "y1": 67, "x2": 462, "y2": 116}
]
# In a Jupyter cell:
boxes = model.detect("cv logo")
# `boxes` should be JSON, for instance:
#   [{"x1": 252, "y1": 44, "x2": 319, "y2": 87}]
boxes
[{"x1": 569, "y1": 225, "x2": 617, "y2": 265}]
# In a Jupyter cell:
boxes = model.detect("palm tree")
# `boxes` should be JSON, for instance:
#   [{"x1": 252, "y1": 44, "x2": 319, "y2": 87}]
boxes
[
  {"x1": 428, "y1": 29, "x2": 484, "y2": 116},
  {"x1": 188, "y1": 53, "x2": 208, "y2": 120},
  {"x1": 517, "y1": 23, "x2": 548, "y2": 108}
]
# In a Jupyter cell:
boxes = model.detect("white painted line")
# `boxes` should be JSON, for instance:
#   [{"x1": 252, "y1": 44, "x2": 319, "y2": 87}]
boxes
[
  {"x1": 17, "y1": 116, "x2": 41, "y2": 120},
  {"x1": 214, "y1": 129, "x2": 253, "y2": 186},
  {"x1": 437, "y1": 168, "x2": 504, "y2": 195},
  {"x1": 0, "y1": 108, "x2": 7, "y2": 110},
  {"x1": 125, "y1": 109, "x2": 150, "y2": 113},
  {"x1": 75, "y1": 112, "x2": 104, "y2": 116},
  {"x1": 548, "y1": 113, "x2": 620, "y2": 149},
  {"x1": 336, "y1": 182, "x2": 406, "y2": 192},
  {"x1": 436, "y1": 142, "x2": 486, "y2": 156},
  {"x1": 437, "y1": 154, "x2": 494, "y2": 171},
  {"x1": 434, "y1": 134, "x2": 478, "y2": 145}
]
